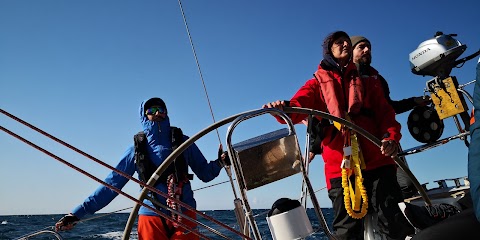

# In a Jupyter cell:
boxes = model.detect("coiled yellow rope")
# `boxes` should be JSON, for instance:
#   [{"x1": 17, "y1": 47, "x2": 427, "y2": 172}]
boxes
[{"x1": 335, "y1": 117, "x2": 368, "y2": 219}]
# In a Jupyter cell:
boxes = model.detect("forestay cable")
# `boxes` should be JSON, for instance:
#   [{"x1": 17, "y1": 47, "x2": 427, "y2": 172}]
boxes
[
  {"x1": 175, "y1": 2, "x2": 249, "y2": 237},
  {"x1": 176, "y1": 0, "x2": 239, "y2": 199},
  {"x1": 177, "y1": 0, "x2": 221, "y2": 143}
]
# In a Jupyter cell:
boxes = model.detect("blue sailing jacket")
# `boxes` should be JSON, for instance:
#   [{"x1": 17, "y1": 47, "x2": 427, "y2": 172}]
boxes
[
  {"x1": 469, "y1": 61, "x2": 480, "y2": 222},
  {"x1": 71, "y1": 98, "x2": 222, "y2": 218}
]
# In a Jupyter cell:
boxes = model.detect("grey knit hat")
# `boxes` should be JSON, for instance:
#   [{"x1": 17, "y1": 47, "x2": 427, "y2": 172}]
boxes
[{"x1": 350, "y1": 36, "x2": 370, "y2": 48}]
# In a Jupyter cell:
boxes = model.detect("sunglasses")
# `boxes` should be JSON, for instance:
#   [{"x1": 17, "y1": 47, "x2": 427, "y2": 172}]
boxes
[{"x1": 145, "y1": 106, "x2": 166, "y2": 115}]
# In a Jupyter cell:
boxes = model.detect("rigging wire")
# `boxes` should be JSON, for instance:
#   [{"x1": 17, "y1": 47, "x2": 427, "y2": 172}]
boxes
[
  {"x1": 14, "y1": 207, "x2": 136, "y2": 240},
  {"x1": 177, "y1": 0, "x2": 221, "y2": 144},
  {"x1": 79, "y1": 206, "x2": 133, "y2": 223},
  {"x1": 13, "y1": 226, "x2": 63, "y2": 240},
  {"x1": 176, "y1": 0, "x2": 240, "y2": 202},
  {"x1": 0, "y1": 125, "x2": 208, "y2": 239},
  {"x1": 0, "y1": 109, "x2": 250, "y2": 239},
  {"x1": 174, "y1": 2, "x2": 241, "y2": 205},
  {"x1": 0, "y1": 109, "x2": 199, "y2": 217},
  {"x1": 193, "y1": 179, "x2": 235, "y2": 191}
]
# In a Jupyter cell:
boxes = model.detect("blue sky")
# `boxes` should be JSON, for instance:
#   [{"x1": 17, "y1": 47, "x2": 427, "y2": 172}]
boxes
[{"x1": 1, "y1": 0, "x2": 479, "y2": 216}]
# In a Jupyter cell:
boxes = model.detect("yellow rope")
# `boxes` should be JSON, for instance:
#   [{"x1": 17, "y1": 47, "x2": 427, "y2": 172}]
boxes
[{"x1": 336, "y1": 116, "x2": 368, "y2": 219}]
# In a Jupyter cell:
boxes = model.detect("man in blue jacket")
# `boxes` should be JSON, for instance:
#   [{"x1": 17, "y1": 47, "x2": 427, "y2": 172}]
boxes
[
  {"x1": 55, "y1": 97, "x2": 229, "y2": 240},
  {"x1": 469, "y1": 57, "x2": 480, "y2": 223}
]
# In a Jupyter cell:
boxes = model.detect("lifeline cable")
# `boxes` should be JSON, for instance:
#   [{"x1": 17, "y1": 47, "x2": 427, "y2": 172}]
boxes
[
  {"x1": 0, "y1": 109, "x2": 251, "y2": 239},
  {"x1": 14, "y1": 207, "x2": 135, "y2": 240},
  {"x1": 78, "y1": 206, "x2": 133, "y2": 223},
  {"x1": 0, "y1": 109, "x2": 207, "y2": 220},
  {"x1": 13, "y1": 226, "x2": 63, "y2": 240},
  {"x1": 192, "y1": 179, "x2": 235, "y2": 191},
  {"x1": 0, "y1": 125, "x2": 208, "y2": 240}
]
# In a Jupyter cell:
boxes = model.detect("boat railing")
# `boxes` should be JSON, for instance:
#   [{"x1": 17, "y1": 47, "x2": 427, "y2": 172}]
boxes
[
  {"x1": 13, "y1": 227, "x2": 64, "y2": 240},
  {"x1": 225, "y1": 108, "x2": 334, "y2": 240},
  {"x1": 121, "y1": 106, "x2": 436, "y2": 240}
]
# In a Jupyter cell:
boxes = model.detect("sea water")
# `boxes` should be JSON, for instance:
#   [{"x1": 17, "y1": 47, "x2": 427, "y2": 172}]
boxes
[{"x1": 0, "y1": 209, "x2": 334, "y2": 239}]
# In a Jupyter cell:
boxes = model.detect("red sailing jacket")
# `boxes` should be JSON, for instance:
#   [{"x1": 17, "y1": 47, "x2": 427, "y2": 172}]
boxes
[{"x1": 283, "y1": 62, "x2": 401, "y2": 189}]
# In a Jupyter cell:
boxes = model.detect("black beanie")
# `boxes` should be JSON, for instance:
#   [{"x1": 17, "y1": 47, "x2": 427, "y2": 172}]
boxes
[
  {"x1": 144, "y1": 97, "x2": 167, "y2": 112},
  {"x1": 350, "y1": 36, "x2": 370, "y2": 48}
]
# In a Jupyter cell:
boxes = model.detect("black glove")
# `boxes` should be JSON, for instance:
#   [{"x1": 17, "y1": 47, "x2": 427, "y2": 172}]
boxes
[
  {"x1": 217, "y1": 149, "x2": 231, "y2": 167},
  {"x1": 55, "y1": 213, "x2": 80, "y2": 231}
]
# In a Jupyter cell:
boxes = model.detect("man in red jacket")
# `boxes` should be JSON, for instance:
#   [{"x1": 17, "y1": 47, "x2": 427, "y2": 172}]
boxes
[
  {"x1": 347, "y1": 35, "x2": 431, "y2": 200},
  {"x1": 263, "y1": 31, "x2": 414, "y2": 239},
  {"x1": 307, "y1": 35, "x2": 431, "y2": 200}
]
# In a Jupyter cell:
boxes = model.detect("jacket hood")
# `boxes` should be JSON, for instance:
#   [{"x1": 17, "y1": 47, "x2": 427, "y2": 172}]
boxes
[
  {"x1": 139, "y1": 97, "x2": 172, "y2": 147},
  {"x1": 321, "y1": 31, "x2": 351, "y2": 71},
  {"x1": 143, "y1": 97, "x2": 167, "y2": 113}
]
